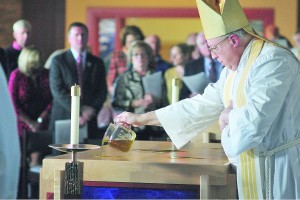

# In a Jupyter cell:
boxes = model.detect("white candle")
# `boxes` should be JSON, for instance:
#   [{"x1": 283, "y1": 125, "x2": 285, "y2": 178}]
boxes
[
  {"x1": 70, "y1": 85, "x2": 81, "y2": 144},
  {"x1": 171, "y1": 78, "x2": 180, "y2": 104},
  {"x1": 170, "y1": 78, "x2": 180, "y2": 155}
]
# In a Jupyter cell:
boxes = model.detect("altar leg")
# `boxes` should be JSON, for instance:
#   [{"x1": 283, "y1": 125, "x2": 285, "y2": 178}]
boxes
[
  {"x1": 200, "y1": 175, "x2": 211, "y2": 199},
  {"x1": 200, "y1": 174, "x2": 237, "y2": 199},
  {"x1": 54, "y1": 170, "x2": 65, "y2": 199}
]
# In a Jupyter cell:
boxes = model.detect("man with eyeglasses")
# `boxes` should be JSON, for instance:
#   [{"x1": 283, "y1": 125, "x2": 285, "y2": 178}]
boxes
[
  {"x1": 181, "y1": 32, "x2": 223, "y2": 99},
  {"x1": 208, "y1": 36, "x2": 228, "y2": 54},
  {"x1": 115, "y1": 0, "x2": 300, "y2": 199}
]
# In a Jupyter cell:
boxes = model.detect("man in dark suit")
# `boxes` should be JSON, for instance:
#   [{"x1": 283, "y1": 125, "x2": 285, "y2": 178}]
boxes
[
  {"x1": 180, "y1": 32, "x2": 223, "y2": 99},
  {"x1": 49, "y1": 22, "x2": 107, "y2": 139}
]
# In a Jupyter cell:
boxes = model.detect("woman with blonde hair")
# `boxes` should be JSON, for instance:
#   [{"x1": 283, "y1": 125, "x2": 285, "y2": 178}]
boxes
[
  {"x1": 8, "y1": 46, "x2": 52, "y2": 166},
  {"x1": 97, "y1": 25, "x2": 145, "y2": 129},
  {"x1": 112, "y1": 41, "x2": 167, "y2": 140}
]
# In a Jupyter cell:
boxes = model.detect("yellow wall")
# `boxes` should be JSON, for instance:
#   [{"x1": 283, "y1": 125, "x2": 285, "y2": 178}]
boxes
[
  {"x1": 126, "y1": 17, "x2": 202, "y2": 60},
  {"x1": 65, "y1": 0, "x2": 200, "y2": 60},
  {"x1": 240, "y1": 0, "x2": 298, "y2": 46},
  {"x1": 66, "y1": 0, "x2": 297, "y2": 60}
]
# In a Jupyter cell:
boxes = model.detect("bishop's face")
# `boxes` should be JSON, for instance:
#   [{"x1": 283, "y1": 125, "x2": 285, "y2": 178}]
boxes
[
  {"x1": 68, "y1": 26, "x2": 88, "y2": 53},
  {"x1": 208, "y1": 36, "x2": 236, "y2": 70}
]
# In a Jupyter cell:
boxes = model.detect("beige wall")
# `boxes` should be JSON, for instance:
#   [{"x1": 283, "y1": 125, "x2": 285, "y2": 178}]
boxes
[{"x1": 66, "y1": 0, "x2": 297, "y2": 59}]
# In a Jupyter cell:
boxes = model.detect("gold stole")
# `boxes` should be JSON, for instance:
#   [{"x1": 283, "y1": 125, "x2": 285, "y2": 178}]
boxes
[{"x1": 223, "y1": 39, "x2": 264, "y2": 199}]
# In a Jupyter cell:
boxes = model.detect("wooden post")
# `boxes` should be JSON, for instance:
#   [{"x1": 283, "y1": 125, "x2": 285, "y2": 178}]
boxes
[
  {"x1": 54, "y1": 170, "x2": 65, "y2": 199},
  {"x1": 200, "y1": 175, "x2": 211, "y2": 199}
]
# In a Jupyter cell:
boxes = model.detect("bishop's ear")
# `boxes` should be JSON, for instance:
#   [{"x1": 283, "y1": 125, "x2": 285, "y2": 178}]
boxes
[{"x1": 228, "y1": 34, "x2": 240, "y2": 47}]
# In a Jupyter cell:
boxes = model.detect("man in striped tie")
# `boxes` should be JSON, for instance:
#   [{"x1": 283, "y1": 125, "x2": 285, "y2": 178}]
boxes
[{"x1": 49, "y1": 22, "x2": 107, "y2": 139}]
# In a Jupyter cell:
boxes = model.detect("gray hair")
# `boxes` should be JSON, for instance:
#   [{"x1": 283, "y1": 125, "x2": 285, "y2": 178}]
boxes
[
  {"x1": 230, "y1": 29, "x2": 248, "y2": 40},
  {"x1": 13, "y1": 19, "x2": 32, "y2": 32}
]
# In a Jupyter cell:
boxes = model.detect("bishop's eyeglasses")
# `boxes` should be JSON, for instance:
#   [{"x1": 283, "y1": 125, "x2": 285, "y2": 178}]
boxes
[{"x1": 208, "y1": 36, "x2": 229, "y2": 54}]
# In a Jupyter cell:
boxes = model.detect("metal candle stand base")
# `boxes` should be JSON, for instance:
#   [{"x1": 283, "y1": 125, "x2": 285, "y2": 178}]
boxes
[
  {"x1": 49, "y1": 144, "x2": 100, "y2": 199},
  {"x1": 64, "y1": 159, "x2": 83, "y2": 197}
]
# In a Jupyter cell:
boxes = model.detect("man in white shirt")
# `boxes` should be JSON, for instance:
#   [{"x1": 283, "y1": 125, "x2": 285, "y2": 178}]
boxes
[
  {"x1": 115, "y1": 0, "x2": 300, "y2": 199},
  {"x1": 49, "y1": 22, "x2": 107, "y2": 140}
]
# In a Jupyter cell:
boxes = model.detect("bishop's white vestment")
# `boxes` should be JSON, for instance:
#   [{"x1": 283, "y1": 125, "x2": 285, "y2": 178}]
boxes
[{"x1": 156, "y1": 39, "x2": 300, "y2": 199}]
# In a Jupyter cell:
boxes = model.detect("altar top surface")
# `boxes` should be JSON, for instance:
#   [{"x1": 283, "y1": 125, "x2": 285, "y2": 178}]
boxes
[
  {"x1": 46, "y1": 140, "x2": 228, "y2": 165},
  {"x1": 42, "y1": 141, "x2": 230, "y2": 186}
]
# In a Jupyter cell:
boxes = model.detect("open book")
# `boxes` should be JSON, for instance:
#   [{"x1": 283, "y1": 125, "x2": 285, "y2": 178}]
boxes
[
  {"x1": 142, "y1": 71, "x2": 163, "y2": 99},
  {"x1": 182, "y1": 72, "x2": 210, "y2": 94}
]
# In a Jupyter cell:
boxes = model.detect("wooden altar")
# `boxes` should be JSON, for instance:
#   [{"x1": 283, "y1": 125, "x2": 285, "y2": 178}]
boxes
[{"x1": 39, "y1": 140, "x2": 236, "y2": 199}]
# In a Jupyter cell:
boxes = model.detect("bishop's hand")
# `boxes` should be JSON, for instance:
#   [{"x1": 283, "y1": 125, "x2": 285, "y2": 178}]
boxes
[
  {"x1": 219, "y1": 101, "x2": 233, "y2": 131},
  {"x1": 114, "y1": 112, "x2": 140, "y2": 127}
]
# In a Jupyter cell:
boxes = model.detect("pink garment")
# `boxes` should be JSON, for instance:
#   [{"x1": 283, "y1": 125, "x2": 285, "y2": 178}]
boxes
[
  {"x1": 8, "y1": 69, "x2": 52, "y2": 136},
  {"x1": 12, "y1": 41, "x2": 22, "y2": 51}
]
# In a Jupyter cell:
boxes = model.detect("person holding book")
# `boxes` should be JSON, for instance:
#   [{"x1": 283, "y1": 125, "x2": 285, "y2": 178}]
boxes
[
  {"x1": 181, "y1": 32, "x2": 223, "y2": 98},
  {"x1": 112, "y1": 41, "x2": 167, "y2": 140}
]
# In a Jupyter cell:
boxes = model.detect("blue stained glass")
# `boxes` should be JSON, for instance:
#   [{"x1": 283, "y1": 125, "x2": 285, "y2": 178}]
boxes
[{"x1": 82, "y1": 186, "x2": 198, "y2": 199}]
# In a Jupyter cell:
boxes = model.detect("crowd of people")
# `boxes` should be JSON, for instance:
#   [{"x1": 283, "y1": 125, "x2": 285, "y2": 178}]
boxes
[
  {"x1": 0, "y1": 18, "x2": 224, "y2": 198},
  {"x1": 1, "y1": 0, "x2": 300, "y2": 197}
]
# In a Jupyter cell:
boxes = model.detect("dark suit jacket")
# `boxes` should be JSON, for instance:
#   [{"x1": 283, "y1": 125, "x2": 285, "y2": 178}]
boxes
[
  {"x1": 180, "y1": 57, "x2": 205, "y2": 100},
  {"x1": 4, "y1": 45, "x2": 21, "y2": 80},
  {"x1": 49, "y1": 49, "x2": 107, "y2": 139}
]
